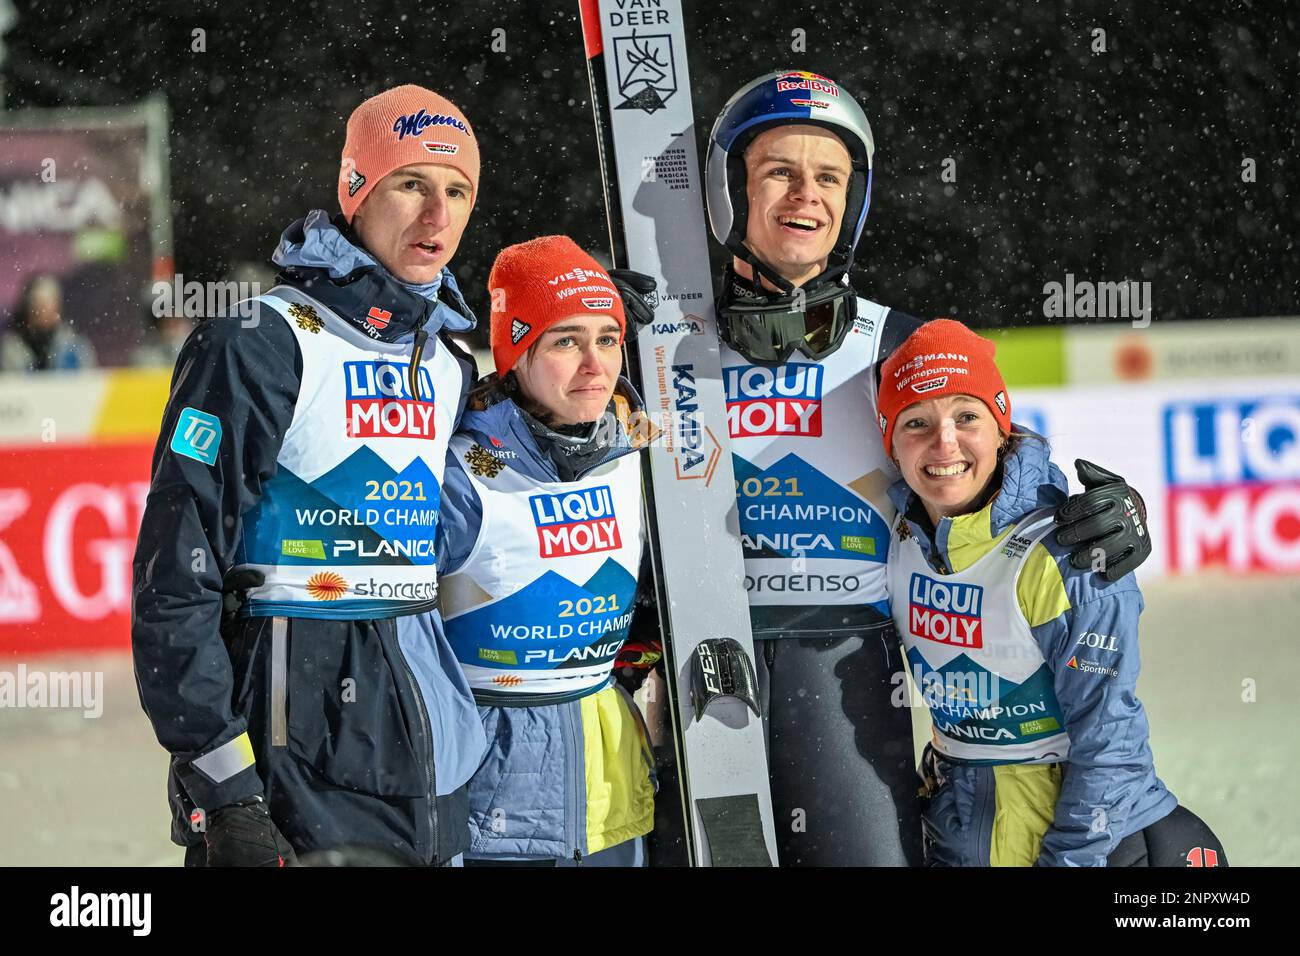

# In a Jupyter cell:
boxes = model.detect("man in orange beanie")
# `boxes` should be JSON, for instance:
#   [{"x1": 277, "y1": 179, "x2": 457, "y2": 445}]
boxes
[{"x1": 133, "y1": 84, "x2": 489, "y2": 867}]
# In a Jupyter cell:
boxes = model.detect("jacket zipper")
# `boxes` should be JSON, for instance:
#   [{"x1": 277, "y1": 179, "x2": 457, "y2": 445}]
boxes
[
  {"x1": 409, "y1": 328, "x2": 429, "y2": 401},
  {"x1": 393, "y1": 631, "x2": 438, "y2": 863},
  {"x1": 566, "y1": 700, "x2": 583, "y2": 861}
]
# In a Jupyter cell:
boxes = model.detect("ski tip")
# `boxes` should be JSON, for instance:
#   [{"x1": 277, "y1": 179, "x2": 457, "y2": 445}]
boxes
[{"x1": 579, "y1": 0, "x2": 603, "y2": 60}]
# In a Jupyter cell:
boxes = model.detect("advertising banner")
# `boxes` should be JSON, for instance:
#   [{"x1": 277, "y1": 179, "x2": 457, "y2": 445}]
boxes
[
  {"x1": 0, "y1": 101, "x2": 170, "y2": 368},
  {"x1": 0, "y1": 441, "x2": 152, "y2": 654}
]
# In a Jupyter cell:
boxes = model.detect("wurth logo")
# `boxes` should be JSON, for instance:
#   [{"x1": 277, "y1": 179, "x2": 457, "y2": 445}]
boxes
[
  {"x1": 908, "y1": 573, "x2": 984, "y2": 648},
  {"x1": 344, "y1": 361, "x2": 436, "y2": 440},
  {"x1": 529, "y1": 486, "x2": 621, "y2": 558},
  {"x1": 366, "y1": 307, "x2": 392, "y2": 330},
  {"x1": 724, "y1": 363, "x2": 824, "y2": 438}
]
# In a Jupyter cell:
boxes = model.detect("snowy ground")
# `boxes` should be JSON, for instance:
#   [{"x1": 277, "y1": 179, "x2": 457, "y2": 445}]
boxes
[{"x1": 2, "y1": 572, "x2": 1295, "y2": 866}]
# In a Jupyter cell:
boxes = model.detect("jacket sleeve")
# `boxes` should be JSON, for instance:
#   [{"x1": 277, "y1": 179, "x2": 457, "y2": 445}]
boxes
[
  {"x1": 435, "y1": 447, "x2": 483, "y2": 577},
  {"x1": 130, "y1": 305, "x2": 301, "y2": 812},
  {"x1": 1030, "y1": 583, "x2": 1155, "y2": 866}
]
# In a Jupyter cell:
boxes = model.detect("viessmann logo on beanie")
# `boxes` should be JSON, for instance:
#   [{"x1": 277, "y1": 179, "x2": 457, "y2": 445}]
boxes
[
  {"x1": 488, "y1": 236, "x2": 626, "y2": 375},
  {"x1": 338, "y1": 84, "x2": 481, "y2": 222},
  {"x1": 875, "y1": 318, "x2": 1011, "y2": 454}
]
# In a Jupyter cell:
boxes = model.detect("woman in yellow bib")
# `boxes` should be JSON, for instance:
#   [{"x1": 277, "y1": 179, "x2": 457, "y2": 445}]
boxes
[
  {"x1": 877, "y1": 319, "x2": 1225, "y2": 866},
  {"x1": 428, "y1": 237, "x2": 658, "y2": 865}
]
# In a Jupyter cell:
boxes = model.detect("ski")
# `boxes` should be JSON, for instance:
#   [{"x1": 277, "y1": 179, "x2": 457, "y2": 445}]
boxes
[{"x1": 577, "y1": 0, "x2": 778, "y2": 866}]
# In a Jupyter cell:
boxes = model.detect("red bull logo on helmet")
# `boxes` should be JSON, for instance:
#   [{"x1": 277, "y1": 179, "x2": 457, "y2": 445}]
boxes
[
  {"x1": 776, "y1": 71, "x2": 840, "y2": 97},
  {"x1": 344, "y1": 361, "x2": 436, "y2": 440},
  {"x1": 908, "y1": 573, "x2": 984, "y2": 648},
  {"x1": 724, "y1": 363, "x2": 824, "y2": 438},
  {"x1": 529, "y1": 486, "x2": 622, "y2": 558}
]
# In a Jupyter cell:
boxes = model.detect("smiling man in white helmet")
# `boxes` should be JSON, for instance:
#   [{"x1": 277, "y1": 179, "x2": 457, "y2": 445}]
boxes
[{"x1": 690, "y1": 70, "x2": 1154, "y2": 866}]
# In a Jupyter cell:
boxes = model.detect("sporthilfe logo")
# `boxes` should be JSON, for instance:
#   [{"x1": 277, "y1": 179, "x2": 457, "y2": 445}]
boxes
[
  {"x1": 529, "y1": 486, "x2": 621, "y2": 558},
  {"x1": 724, "y1": 363, "x2": 824, "y2": 438},
  {"x1": 344, "y1": 361, "x2": 436, "y2": 440},
  {"x1": 908, "y1": 573, "x2": 984, "y2": 648}
]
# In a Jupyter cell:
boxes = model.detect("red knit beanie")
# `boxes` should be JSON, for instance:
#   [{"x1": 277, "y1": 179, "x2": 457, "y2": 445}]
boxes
[
  {"x1": 876, "y1": 319, "x2": 1011, "y2": 455},
  {"x1": 338, "y1": 84, "x2": 480, "y2": 222},
  {"x1": 488, "y1": 236, "x2": 626, "y2": 375}
]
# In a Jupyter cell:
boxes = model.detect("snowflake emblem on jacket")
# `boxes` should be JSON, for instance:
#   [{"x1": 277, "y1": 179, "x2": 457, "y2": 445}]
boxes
[
  {"x1": 288, "y1": 303, "x2": 323, "y2": 334},
  {"x1": 465, "y1": 443, "x2": 505, "y2": 478}
]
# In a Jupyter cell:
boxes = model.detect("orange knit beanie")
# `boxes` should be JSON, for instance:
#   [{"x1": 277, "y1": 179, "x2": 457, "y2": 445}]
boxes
[
  {"x1": 338, "y1": 84, "x2": 480, "y2": 222},
  {"x1": 488, "y1": 236, "x2": 626, "y2": 375},
  {"x1": 876, "y1": 318, "x2": 1011, "y2": 454}
]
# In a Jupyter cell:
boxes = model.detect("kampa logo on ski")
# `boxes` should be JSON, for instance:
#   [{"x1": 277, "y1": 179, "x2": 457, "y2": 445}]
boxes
[
  {"x1": 529, "y1": 486, "x2": 622, "y2": 558},
  {"x1": 909, "y1": 573, "x2": 984, "y2": 648},
  {"x1": 673, "y1": 364, "x2": 705, "y2": 471},
  {"x1": 344, "y1": 361, "x2": 436, "y2": 440},
  {"x1": 724, "y1": 363, "x2": 824, "y2": 438}
]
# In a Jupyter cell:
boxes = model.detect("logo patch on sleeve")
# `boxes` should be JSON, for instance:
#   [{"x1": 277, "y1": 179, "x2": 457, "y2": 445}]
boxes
[{"x1": 170, "y1": 408, "x2": 223, "y2": 466}]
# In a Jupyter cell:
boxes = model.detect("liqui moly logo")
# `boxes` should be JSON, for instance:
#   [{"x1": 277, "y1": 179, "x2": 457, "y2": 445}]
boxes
[
  {"x1": 724, "y1": 364, "x2": 824, "y2": 438},
  {"x1": 344, "y1": 361, "x2": 436, "y2": 440},
  {"x1": 529, "y1": 486, "x2": 622, "y2": 558},
  {"x1": 1164, "y1": 395, "x2": 1300, "y2": 573},
  {"x1": 908, "y1": 573, "x2": 984, "y2": 648}
]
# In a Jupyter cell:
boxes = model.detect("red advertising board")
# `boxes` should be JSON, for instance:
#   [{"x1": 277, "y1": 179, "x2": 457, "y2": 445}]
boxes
[{"x1": 0, "y1": 442, "x2": 153, "y2": 654}]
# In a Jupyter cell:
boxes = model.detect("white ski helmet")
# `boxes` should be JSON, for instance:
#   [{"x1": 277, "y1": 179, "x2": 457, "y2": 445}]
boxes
[{"x1": 706, "y1": 70, "x2": 875, "y2": 286}]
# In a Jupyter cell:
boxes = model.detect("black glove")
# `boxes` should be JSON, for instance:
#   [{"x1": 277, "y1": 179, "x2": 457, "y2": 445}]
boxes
[
  {"x1": 609, "y1": 268, "x2": 657, "y2": 337},
  {"x1": 220, "y1": 567, "x2": 265, "y2": 638},
  {"x1": 205, "y1": 796, "x2": 298, "y2": 867},
  {"x1": 1054, "y1": 459, "x2": 1152, "y2": 582}
]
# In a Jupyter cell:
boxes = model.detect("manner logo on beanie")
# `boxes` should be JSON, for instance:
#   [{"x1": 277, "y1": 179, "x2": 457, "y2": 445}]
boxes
[
  {"x1": 338, "y1": 84, "x2": 481, "y2": 222},
  {"x1": 875, "y1": 318, "x2": 1012, "y2": 453},
  {"x1": 488, "y1": 236, "x2": 627, "y2": 376}
]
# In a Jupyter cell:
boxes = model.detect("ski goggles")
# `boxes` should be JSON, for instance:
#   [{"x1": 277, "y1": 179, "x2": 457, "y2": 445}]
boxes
[{"x1": 717, "y1": 283, "x2": 857, "y2": 366}]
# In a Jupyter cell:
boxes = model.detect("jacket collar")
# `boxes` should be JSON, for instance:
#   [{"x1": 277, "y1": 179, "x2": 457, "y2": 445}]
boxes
[{"x1": 271, "y1": 209, "x2": 476, "y2": 343}]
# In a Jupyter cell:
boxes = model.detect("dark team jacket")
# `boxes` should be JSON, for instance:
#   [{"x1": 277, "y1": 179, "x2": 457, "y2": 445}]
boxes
[{"x1": 130, "y1": 228, "x2": 478, "y2": 816}]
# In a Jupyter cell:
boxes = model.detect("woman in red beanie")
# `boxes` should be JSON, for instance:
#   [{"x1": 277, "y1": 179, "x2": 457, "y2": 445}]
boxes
[
  {"x1": 877, "y1": 319, "x2": 1226, "y2": 867},
  {"x1": 423, "y1": 235, "x2": 659, "y2": 865}
]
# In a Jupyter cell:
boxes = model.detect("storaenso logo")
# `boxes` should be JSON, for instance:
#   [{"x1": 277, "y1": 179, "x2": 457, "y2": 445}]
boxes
[
  {"x1": 745, "y1": 573, "x2": 861, "y2": 593},
  {"x1": 1042, "y1": 273, "x2": 1152, "y2": 327},
  {"x1": 50, "y1": 886, "x2": 151, "y2": 936},
  {"x1": 351, "y1": 579, "x2": 438, "y2": 601},
  {"x1": 529, "y1": 486, "x2": 622, "y2": 558}
]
